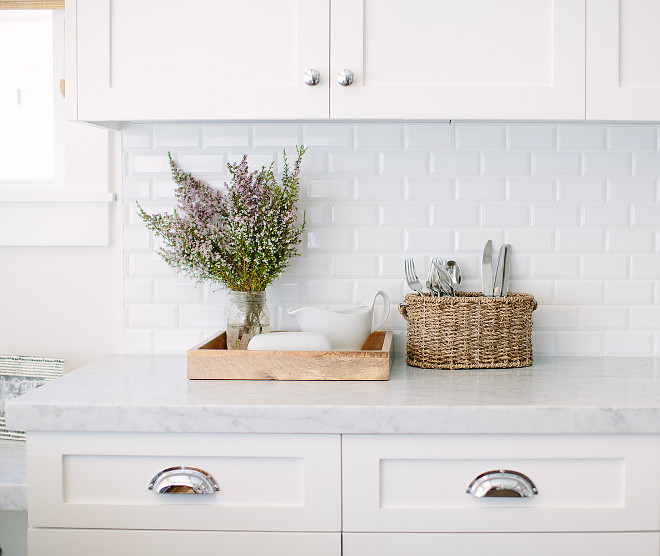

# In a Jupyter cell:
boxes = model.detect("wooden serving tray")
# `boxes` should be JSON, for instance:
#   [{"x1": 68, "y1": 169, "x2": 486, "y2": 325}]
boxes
[{"x1": 187, "y1": 330, "x2": 392, "y2": 381}]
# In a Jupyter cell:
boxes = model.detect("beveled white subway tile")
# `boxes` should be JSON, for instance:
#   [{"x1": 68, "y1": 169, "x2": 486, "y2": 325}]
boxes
[
  {"x1": 405, "y1": 124, "x2": 453, "y2": 149},
  {"x1": 252, "y1": 124, "x2": 302, "y2": 147},
  {"x1": 632, "y1": 204, "x2": 660, "y2": 227},
  {"x1": 431, "y1": 152, "x2": 480, "y2": 175},
  {"x1": 354, "y1": 280, "x2": 403, "y2": 306},
  {"x1": 632, "y1": 256, "x2": 660, "y2": 278},
  {"x1": 380, "y1": 203, "x2": 429, "y2": 226},
  {"x1": 124, "y1": 230, "x2": 151, "y2": 254},
  {"x1": 481, "y1": 153, "x2": 531, "y2": 175},
  {"x1": 558, "y1": 178, "x2": 606, "y2": 201},
  {"x1": 355, "y1": 124, "x2": 404, "y2": 148},
  {"x1": 508, "y1": 254, "x2": 529, "y2": 278},
  {"x1": 124, "y1": 279, "x2": 153, "y2": 303},
  {"x1": 607, "y1": 230, "x2": 655, "y2": 253},
  {"x1": 481, "y1": 204, "x2": 530, "y2": 227},
  {"x1": 605, "y1": 332, "x2": 653, "y2": 355},
  {"x1": 505, "y1": 230, "x2": 554, "y2": 252},
  {"x1": 532, "y1": 204, "x2": 580, "y2": 227},
  {"x1": 124, "y1": 177, "x2": 151, "y2": 199},
  {"x1": 303, "y1": 124, "x2": 352, "y2": 147},
  {"x1": 179, "y1": 154, "x2": 225, "y2": 173},
  {"x1": 227, "y1": 152, "x2": 275, "y2": 169},
  {"x1": 605, "y1": 280, "x2": 654, "y2": 304},
  {"x1": 456, "y1": 125, "x2": 505, "y2": 149},
  {"x1": 180, "y1": 305, "x2": 224, "y2": 328},
  {"x1": 510, "y1": 279, "x2": 554, "y2": 304},
  {"x1": 557, "y1": 230, "x2": 605, "y2": 253},
  {"x1": 583, "y1": 205, "x2": 629, "y2": 228},
  {"x1": 555, "y1": 332, "x2": 604, "y2": 355},
  {"x1": 555, "y1": 281, "x2": 604, "y2": 304},
  {"x1": 507, "y1": 125, "x2": 555, "y2": 150},
  {"x1": 431, "y1": 203, "x2": 479, "y2": 227},
  {"x1": 356, "y1": 177, "x2": 402, "y2": 200},
  {"x1": 405, "y1": 230, "x2": 453, "y2": 252},
  {"x1": 580, "y1": 306, "x2": 628, "y2": 330},
  {"x1": 379, "y1": 255, "x2": 407, "y2": 278},
  {"x1": 304, "y1": 280, "x2": 353, "y2": 303},
  {"x1": 300, "y1": 152, "x2": 327, "y2": 174},
  {"x1": 328, "y1": 152, "x2": 379, "y2": 174},
  {"x1": 306, "y1": 229, "x2": 353, "y2": 251},
  {"x1": 203, "y1": 125, "x2": 251, "y2": 147},
  {"x1": 331, "y1": 255, "x2": 378, "y2": 277},
  {"x1": 531, "y1": 255, "x2": 579, "y2": 278},
  {"x1": 331, "y1": 203, "x2": 377, "y2": 226},
  {"x1": 129, "y1": 305, "x2": 178, "y2": 328},
  {"x1": 532, "y1": 306, "x2": 579, "y2": 330},
  {"x1": 407, "y1": 178, "x2": 453, "y2": 201},
  {"x1": 154, "y1": 126, "x2": 201, "y2": 148},
  {"x1": 456, "y1": 178, "x2": 505, "y2": 201},
  {"x1": 581, "y1": 256, "x2": 629, "y2": 279},
  {"x1": 533, "y1": 153, "x2": 581, "y2": 175},
  {"x1": 630, "y1": 306, "x2": 660, "y2": 329},
  {"x1": 154, "y1": 178, "x2": 177, "y2": 199},
  {"x1": 584, "y1": 152, "x2": 632, "y2": 176},
  {"x1": 123, "y1": 330, "x2": 153, "y2": 354},
  {"x1": 128, "y1": 254, "x2": 176, "y2": 279},
  {"x1": 380, "y1": 152, "x2": 429, "y2": 175},
  {"x1": 558, "y1": 126, "x2": 606, "y2": 150},
  {"x1": 507, "y1": 178, "x2": 556, "y2": 201},
  {"x1": 155, "y1": 281, "x2": 202, "y2": 303},
  {"x1": 355, "y1": 229, "x2": 404, "y2": 252},
  {"x1": 129, "y1": 153, "x2": 170, "y2": 174},
  {"x1": 284, "y1": 255, "x2": 329, "y2": 277},
  {"x1": 123, "y1": 125, "x2": 153, "y2": 149},
  {"x1": 455, "y1": 229, "x2": 505, "y2": 252},
  {"x1": 155, "y1": 330, "x2": 204, "y2": 354},
  {"x1": 531, "y1": 331, "x2": 554, "y2": 355},
  {"x1": 609, "y1": 126, "x2": 657, "y2": 151},
  {"x1": 266, "y1": 281, "x2": 302, "y2": 303},
  {"x1": 634, "y1": 153, "x2": 660, "y2": 175},
  {"x1": 302, "y1": 204, "x2": 326, "y2": 226},
  {"x1": 609, "y1": 178, "x2": 656, "y2": 201},
  {"x1": 305, "y1": 179, "x2": 352, "y2": 199}
]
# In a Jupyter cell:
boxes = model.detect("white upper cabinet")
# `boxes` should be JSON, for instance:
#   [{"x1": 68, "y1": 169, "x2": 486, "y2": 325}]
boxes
[
  {"x1": 75, "y1": 0, "x2": 330, "y2": 120},
  {"x1": 587, "y1": 0, "x2": 660, "y2": 120},
  {"x1": 330, "y1": 0, "x2": 586, "y2": 120}
]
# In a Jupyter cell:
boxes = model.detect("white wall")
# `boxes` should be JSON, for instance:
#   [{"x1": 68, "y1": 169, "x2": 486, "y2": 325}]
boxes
[{"x1": 123, "y1": 122, "x2": 660, "y2": 357}]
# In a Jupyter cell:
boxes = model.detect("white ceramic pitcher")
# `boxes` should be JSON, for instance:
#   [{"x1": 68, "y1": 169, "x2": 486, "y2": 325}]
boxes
[{"x1": 287, "y1": 291, "x2": 390, "y2": 350}]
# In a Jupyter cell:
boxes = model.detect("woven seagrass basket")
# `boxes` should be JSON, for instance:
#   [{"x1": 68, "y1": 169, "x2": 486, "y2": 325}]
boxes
[{"x1": 398, "y1": 291, "x2": 537, "y2": 370}]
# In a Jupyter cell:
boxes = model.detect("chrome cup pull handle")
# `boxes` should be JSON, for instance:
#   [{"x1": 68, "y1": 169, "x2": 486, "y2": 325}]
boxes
[
  {"x1": 148, "y1": 466, "x2": 219, "y2": 495},
  {"x1": 467, "y1": 469, "x2": 538, "y2": 498}
]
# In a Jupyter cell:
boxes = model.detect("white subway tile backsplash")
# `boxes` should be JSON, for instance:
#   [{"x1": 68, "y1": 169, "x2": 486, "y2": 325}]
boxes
[
  {"x1": 123, "y1": 122, "x2": 660, "y2": 356},
  {"x1": 456, "y1": 178, "x2": 505, "y2": 201}
]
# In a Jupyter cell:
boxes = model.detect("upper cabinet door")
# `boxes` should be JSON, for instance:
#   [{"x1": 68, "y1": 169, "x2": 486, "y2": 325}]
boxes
[
  {"x1": 76, "y1": 0, "x2": 329, "y2": 121},
  {"x1": 587, "y1": 0, "x2": 660, "y2": 120},
  {"x1": 330, "y1": 0, "x2": 586, "y2": 120}
]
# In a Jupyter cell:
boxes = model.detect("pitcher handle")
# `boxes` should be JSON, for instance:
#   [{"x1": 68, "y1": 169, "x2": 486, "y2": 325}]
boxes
[{"x1": 371, "y1": 290, "x2": 391, "y2": 332}]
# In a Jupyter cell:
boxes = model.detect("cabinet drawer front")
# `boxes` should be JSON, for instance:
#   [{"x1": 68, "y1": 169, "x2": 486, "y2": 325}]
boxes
[
  {"x1": 343, "y1": 532, "x2": 660, "y2": 556},
  {"x1": 28, "y1": 432, "x2": 340, "y2": 531},
  {"x1": 343, "y1": 434, "x2": 660, "y2": 532},
  {"x1": 29, "y1": 529, "x2": 340, "y2": 556}
]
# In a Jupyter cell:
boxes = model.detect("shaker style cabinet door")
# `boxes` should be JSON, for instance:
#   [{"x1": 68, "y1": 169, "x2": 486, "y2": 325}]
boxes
[
  {"x1": 75, "y1": 0, "x2": 330, "y2": 120},
  {"x1": 330, "y1": 0, "x2": 586, "y2": 119},
  {"x1": 587, "y1": 0, "x2": 660, "y2": 120}
]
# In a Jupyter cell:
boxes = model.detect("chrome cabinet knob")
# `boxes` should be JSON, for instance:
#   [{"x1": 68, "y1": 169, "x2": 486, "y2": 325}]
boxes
[
  {"x1": 337, "y1": 69, "x2": 354, "y2": 86},
  {"x1": 466, "y1": 469, "x2": 538, "y2": 498},
  {"x1": 148, "y1": 466, "x2": 219, "y2": 495},
  {"x1": 303, "y1": 68, "x2": 321, "y2": 86}
]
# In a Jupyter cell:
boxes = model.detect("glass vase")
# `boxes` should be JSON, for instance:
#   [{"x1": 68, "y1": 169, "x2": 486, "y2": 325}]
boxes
[{"x1": 226, "y1": 290, "x2": 270, "y2": 350}]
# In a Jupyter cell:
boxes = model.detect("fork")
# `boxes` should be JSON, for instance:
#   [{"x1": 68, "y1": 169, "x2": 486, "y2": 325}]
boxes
[{"x1": 404, "y1": 258, "x2": 425, "y2": 296}]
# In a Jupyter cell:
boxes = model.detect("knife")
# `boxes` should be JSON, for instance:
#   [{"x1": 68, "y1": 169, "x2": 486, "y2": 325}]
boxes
[
  {"x1": 501, "y1": 244, "x2": 511, "y2": 297},
  {"x1": 481, "y1": 240, "x2": 493, "y2": 297},
  {"x1": 493, "y1": 244, "x2": 507, "y2": 297}
]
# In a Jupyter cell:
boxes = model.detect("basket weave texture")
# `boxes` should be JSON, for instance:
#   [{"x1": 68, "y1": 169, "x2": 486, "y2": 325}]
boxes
[{"x1": 399, "y1": 291, "x2": 537, "y2": 370}]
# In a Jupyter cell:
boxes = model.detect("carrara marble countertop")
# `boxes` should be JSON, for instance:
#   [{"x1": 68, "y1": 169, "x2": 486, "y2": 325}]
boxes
[
  {"x1": 0, "y1": 439, "x2": 26, "y2": 510},
  {"x1": 5, "y1": 355, "x2": 660, "y2": 435}
]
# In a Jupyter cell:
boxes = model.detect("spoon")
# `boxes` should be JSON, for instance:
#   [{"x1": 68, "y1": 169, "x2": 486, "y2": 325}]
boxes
[{"x1": 445, "y1": 260, "x2": 462, "y2": 289}]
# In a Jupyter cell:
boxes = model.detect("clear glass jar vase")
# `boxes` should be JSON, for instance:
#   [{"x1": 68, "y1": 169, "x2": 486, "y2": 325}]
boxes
[{"x1": 226, "y1": 290, "x2": 270, "y2": 350}]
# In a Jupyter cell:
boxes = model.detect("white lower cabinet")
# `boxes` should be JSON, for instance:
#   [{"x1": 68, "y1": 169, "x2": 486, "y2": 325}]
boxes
[{"x1": 26, "y1": 432, "x2": 660, "y2": 555}]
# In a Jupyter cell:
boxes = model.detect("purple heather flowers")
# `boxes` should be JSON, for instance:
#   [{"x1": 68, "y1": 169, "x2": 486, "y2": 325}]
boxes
[{"x1": 138, "y1": 147, "x2": 306, "y2": 292}]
